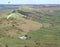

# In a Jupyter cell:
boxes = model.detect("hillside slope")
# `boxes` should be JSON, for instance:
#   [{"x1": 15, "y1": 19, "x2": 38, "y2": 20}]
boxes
[
  {"x1": 0, "y1": 6, "x2": 60, "y2": 47},
  {"x1": 0, "y1": 9, "x2": 42, "y2": 37}
]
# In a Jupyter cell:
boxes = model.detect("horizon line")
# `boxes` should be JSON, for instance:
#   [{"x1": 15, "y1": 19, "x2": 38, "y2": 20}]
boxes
[{"x1": 0, "y1": 4, "x2": 60, "y2": 5}]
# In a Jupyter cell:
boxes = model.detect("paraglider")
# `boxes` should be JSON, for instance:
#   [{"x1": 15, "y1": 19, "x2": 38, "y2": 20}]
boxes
[
  {"x1": 7, "y1": 13, "x2": 18, "y2": 19},
  {"x1": 6, "y1": 10, "x2": 24, "y2": 19},
  {"x1": 8, "y1": 1, "x2": 11, "y2": 4}
]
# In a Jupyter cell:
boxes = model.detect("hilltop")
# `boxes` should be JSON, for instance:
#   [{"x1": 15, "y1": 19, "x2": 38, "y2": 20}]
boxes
[{"x1": 0, "y1": 6, "x2": 42, "y2": 37}]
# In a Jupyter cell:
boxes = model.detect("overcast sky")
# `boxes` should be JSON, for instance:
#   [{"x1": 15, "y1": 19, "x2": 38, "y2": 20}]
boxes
[{"x1": 0, "y1": 0, "x2": 60, "y2": 4}]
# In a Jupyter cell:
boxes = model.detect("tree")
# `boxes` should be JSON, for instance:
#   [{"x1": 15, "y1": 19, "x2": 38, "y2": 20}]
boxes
[{"x1": 5, "y1": 44, "x2": 8, "y2": 47}]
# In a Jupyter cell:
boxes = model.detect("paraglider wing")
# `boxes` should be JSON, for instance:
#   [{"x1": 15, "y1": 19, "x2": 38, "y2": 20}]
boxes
[
  {"x1": 7, "y1": 13, "x2": 17, "y2": 19},
  {"x1": 8, "y1": 1, "x2": 11, "y2": 4}
]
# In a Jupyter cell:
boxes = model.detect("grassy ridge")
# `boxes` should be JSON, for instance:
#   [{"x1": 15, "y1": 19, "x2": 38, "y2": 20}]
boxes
[{"x1": 0, "y1": 7, "x2": 60, "y2": 47}]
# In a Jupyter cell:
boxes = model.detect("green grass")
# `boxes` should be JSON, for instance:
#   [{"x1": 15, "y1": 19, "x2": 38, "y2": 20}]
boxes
[
  {"x1": 0, "y1": 37, "x2": 36, "y2": 47},
  {"x1": 0, "y1": 27, "x2": 60, "y2": 47},
  {"x1": 27, "y1": 27, "x2": 60, "y2": 47}
]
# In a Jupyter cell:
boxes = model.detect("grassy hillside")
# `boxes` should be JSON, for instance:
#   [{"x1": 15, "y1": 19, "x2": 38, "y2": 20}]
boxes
[{"x1": 0, "y1": 6, "x2": 60, "y2": 47}]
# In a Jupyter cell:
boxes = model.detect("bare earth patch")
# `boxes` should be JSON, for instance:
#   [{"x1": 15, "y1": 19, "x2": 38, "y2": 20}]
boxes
[{"x1": 21, "y1": 23, "x2": 42, "y2": 31}]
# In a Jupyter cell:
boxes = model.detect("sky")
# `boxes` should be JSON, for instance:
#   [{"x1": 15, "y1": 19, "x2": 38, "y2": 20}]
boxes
[{"x1": 0, "y1": 0, "x2": 60, "y2": 4}]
